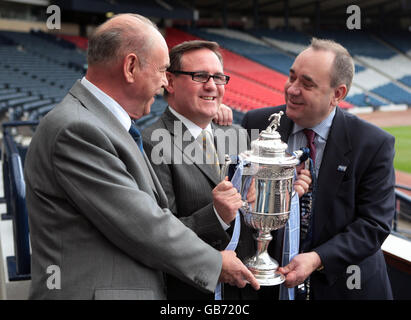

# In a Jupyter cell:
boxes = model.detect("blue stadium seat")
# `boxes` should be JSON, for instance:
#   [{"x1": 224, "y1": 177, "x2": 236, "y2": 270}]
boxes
[
  {"x1": 346, "y1": 94, "x2": 387, "y2": 107},
  {"x1": 0, "y1": 32, "x2": 85, "y2": 120},
  {"x1": 371, "y1": 83, "x2": 411, "y2": 104},
  {"x1": 186, "y1": 28, "x2": 294, "y2": 75}
]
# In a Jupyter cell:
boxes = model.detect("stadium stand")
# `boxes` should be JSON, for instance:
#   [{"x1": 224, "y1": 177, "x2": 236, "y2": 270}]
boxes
[
  {"x1": 56, "y1": 34, "x2": 88, "y2": 51},
  {"x1": 316, "y1": 30, "x2": 411, "y2": 105},
  {"x1": 0, "y1": 30, "x2": 85, "y2": 121},
  {"x1": 187, "y1": 27, "x2": 295, "y2": 75},
  {"x1": 1, "y1": 25, "x2": 408, "y2": 123},
  {"x1": 379, "y1": 31, "x2": 411, "y2": 57},
  {"x1": 213, "y1": 27, "x2": 411, "y2": 108}
]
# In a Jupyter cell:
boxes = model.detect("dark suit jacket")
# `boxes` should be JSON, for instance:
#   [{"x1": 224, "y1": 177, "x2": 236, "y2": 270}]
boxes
[
  {"x1": 143, "y1": 107, "x2": 258, "y2": 300},
  {"x1": 242, "y1": 105, "x2": 395, "y2": 300},
  {"x1": 24, "y1": 81, "x2": 223, "y2": 299}
]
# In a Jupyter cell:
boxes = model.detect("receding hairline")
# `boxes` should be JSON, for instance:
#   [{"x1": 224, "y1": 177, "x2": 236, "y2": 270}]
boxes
[
  {"x1": 88, "y1": 13, "x2": 160, "y2": 66},
  {"x1": 97, "y1": 13, "x2": 157, "y2": 34},
  {"x1": 305, "y1": 37, "x2": 354, "y2": 93}
]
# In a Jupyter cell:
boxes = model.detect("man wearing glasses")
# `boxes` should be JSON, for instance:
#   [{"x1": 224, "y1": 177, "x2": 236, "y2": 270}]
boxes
[
  {"x1": 143, "y1": 40, "x2": 310, "y2": 300},
  {"x1": 142, "y1": 40, "x2": 259, "y2": 300}
]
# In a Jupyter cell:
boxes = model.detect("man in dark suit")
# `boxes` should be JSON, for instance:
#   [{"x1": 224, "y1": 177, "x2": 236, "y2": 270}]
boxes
[
  {"x1": 24, "y1": 14, "x2": 259, "y2": 299},
  {"x1": 143, "y1": 40, "x2": 310, "y2": 299},
  {"x1": 241, "y1": 38, "x2": 395, "y2": 299}
]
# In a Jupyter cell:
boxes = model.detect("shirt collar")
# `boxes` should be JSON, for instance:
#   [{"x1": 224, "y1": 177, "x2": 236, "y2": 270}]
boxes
[
  {"x1": 168, "y1": 106, "x2": 212, "y2": 139},
  {"x1": 292, "y1": 107, "x2": 336, "y2": 140},
  {"x1": 81, "y1": 77, "x2": 131, "y2": 131}
]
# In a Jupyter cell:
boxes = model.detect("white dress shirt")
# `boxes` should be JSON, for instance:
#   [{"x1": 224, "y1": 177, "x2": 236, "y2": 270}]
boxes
[
  {"x1": 287, "y1": 107, "x2": 336, "y2": 177},
  {"x1": 80, "y1": 77, "x2": 131, "y2": 131}
]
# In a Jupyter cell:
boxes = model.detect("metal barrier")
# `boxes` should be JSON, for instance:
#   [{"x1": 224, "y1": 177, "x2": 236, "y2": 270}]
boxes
[
  {"x1": 393, "y1": 185, "x2": 411, "y2": 235},
  {"x1": 1, "y1": 120, "x2": 38, "y2": 281},
  {"x1": 384, "y1": 185, "x2": 411, "y2": 299}
]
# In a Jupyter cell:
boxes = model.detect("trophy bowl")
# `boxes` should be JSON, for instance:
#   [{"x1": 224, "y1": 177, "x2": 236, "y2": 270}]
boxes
[{"x1": 243, "y1": 211, "x2": 290, "y2": 233}]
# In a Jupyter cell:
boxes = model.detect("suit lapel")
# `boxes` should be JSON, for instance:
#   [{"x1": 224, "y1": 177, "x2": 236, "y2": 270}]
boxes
[
  {"x1": 162, "y1": 107, "x2": 221, "y2": 186},
  {"x1": 69, "y1": 80, "x2": 159, "y2": 200},
  {"x1": 312, "y1": 107, "x2": 352, "y2": 245}
]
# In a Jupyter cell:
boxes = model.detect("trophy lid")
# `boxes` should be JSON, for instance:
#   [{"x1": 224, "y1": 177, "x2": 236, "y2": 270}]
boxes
[{"x1": 246, "y1": 111, "x2": 299, "y2": 166}]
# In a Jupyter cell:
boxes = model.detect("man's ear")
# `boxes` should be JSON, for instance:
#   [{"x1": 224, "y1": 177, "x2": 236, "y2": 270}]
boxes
[
  {"x1": 164, "y1": 71, "x2": 175, "y2": 94},
  {"x1": 123, "y1": 53, "x2": 140, "y2": 83},
  {"x1": 332, "y1": 84, "x2": 348, "y2": 106}
]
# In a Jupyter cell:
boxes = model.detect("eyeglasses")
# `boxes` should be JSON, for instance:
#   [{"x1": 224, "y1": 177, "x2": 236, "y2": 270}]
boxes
[{"x1": 171, "y1": 71, "x2": 230, "y2": 85}]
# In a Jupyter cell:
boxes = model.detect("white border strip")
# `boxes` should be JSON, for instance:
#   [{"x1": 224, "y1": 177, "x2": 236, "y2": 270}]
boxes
[{"x1": 382, "y1": 233, "x2": 411, "y2": 262}]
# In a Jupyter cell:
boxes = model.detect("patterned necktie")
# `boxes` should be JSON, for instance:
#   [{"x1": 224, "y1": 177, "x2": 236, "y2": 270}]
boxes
[
  {"x1": 198, "y1": 130, "x2": 220, "y2": 176},
  {"x1": 297, "y1": 129, "x2": 317, "y2": 300},
  {"x1": 129, "y1": 121, "x2": 143, "y2": 152},
  {"x1": 300, "y1": 129, "x2": 316, "y2": 249}
]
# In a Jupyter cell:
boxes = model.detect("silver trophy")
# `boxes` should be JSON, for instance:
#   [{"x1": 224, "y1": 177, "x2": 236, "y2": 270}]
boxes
[{"x1": 238, "y1": 112, "x2": 304, "y2": 286}]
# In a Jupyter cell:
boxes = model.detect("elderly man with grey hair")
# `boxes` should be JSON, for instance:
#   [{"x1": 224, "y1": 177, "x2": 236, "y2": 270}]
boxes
[{"x1": 24, "y1": 13, "x2": 259, "y2": 300}]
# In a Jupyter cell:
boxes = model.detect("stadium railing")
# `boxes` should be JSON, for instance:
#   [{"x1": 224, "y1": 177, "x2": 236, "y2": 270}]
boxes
[
  {"x1": 2, "y1": 120, "x2": 38, "y2": 281},
  {"x1": 381, "y1": 186, "x2": 411, "y2": 299}
]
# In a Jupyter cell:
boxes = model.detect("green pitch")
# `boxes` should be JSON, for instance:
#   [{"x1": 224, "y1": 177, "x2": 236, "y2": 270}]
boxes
[{"x1": 383, "y1": 126, "x2": 411, "y2": 174}]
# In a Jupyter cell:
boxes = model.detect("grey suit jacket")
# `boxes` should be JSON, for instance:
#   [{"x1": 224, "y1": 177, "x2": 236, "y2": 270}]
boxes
[
  {"x1": 142, "y1": 107, "x2": 257, "y2": 299},
  {"x1": 24, "y1": 81, "x2": 222, "y2": 300}
]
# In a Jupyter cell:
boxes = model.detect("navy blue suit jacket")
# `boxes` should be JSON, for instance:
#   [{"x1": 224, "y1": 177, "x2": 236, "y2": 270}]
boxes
[{"x1": 242, "y1": 105, "x2": 395, "y2": 300}]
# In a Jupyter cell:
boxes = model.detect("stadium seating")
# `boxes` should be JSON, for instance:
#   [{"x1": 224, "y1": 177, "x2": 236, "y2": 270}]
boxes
[
  {"x1": 187, "y1": 27, "x2": 295, "y2": 75},
  {"x1": 0, "y1": 31, "x2": 86, "y2": 120},
  {"x1": 316, "y1": 30, "x2": 411, "y2": 105},
  {"x1": 379, "y1": 31, "x2": 411, "y2": 56},
  {"x1": 57, "y1": 34, "x2": 88, "y2": 51},
  {"x1": 242, "y1": 28, "x2": 411, "y2": 107},
  {"x1": 0, "y1": 26, "x2": 408, "y2": 123}
]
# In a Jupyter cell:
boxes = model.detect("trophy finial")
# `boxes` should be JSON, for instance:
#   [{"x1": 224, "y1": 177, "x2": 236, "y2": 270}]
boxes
[{"x1": 266, "y1": 111, "x2": 283, "y2": 133}]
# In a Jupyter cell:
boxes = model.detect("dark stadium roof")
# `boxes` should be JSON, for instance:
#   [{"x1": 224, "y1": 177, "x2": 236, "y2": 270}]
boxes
[
  {"x1": 185, "y1": 0, "x2": 411, "y2": 19},
  {"x1": 49, "y1": 0, "x2": 410, "y2": 30}
]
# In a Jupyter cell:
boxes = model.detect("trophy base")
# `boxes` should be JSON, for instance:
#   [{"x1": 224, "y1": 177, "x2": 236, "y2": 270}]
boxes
[
  {"x1": 255, "y1": 272, "x2": 285, "y2": 286},
  {"x1": 245, "y1": 254, "x2": 285, "y2": 286},
  {"x1": 247, "y1": 267, "x2": 285, "y2": 286}
]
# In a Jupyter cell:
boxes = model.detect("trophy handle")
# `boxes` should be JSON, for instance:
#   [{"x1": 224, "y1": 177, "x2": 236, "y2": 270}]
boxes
[{"x1": 220, "y1": 154, "x2": 232, "y2": 181}]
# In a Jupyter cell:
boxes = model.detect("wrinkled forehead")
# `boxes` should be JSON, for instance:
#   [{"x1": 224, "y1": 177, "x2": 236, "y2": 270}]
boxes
[{"x1": 292, "y1": 48, "x2": 334, "y2": 83}]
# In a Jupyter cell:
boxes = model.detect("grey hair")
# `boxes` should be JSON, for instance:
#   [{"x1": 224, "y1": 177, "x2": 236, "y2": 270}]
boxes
[
  {"x1": 87, "y1": 13, "x2": 158, "y2": 67},
  {"x1": 309, "y1": 37, "x2": 355, "y2": 96}
]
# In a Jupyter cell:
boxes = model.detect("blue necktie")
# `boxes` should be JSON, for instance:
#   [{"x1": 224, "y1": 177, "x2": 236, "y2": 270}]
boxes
[
  {"x1": 215, "y1": 156, "x2": 250, "y2": 300},
  {"x1": 279, "y1": 170, "x2": 300, "y2": 300},
  {"x1": 129, "y1": 122, "x2": 143, "y2": 152}
]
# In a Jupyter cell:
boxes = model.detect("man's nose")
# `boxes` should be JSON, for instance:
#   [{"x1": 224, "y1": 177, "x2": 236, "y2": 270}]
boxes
[
  {"x1": 161, "y1": 72, "x2": 168, "y2": 87},
  {"x1": 203, "y1": 77, "x2": 217, "y2": 90},
  {"x1": 287, "y1": 81, "x2": 301, "y2": 96}
]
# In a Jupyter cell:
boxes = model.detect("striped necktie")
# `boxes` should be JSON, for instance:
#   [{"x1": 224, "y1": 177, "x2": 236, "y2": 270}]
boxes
[
  {"x1": 198, "y1": 130, "x2": 220, "y2": 176},
  {"x1": 303, "y1": 129, "x2": 316, "y2": 165}
]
